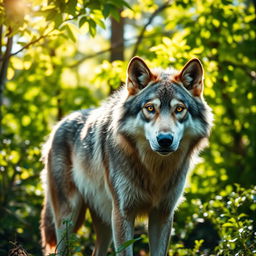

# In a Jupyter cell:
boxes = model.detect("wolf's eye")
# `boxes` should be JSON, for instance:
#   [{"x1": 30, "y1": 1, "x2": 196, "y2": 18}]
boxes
[
  {"x1": 145, "y1": 105, "x2": 155, "y2": 113},
  {"x1": 175, "y1": 106, "x2": 185, "y2": 113}
]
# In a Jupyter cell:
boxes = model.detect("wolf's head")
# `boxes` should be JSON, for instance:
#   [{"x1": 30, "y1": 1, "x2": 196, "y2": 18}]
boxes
[{"x1": 120, "y1": 57, "x2": 212, "y2": 156}]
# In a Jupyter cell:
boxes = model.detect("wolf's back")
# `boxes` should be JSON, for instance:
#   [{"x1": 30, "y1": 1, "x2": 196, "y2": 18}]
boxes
[{"x1": 40, "y1": 109, "x2": 93, "y2": 254}]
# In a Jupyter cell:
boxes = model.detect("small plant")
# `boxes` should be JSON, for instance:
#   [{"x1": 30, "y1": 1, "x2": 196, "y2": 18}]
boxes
[
  {"x1": 47, "y1": 218, "x2": 81, "y2": 256},
  {"x1": 47, "y1": 217, "x2": 141, "y2": 256},
  {"x1": 112, "y1": 237, "x2": 142, "y2": 255}
]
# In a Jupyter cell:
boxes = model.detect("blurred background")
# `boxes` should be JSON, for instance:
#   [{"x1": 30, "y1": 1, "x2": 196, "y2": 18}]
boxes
[{"x1": 0, "y1": 0, "x2": 255, "y2": 255}]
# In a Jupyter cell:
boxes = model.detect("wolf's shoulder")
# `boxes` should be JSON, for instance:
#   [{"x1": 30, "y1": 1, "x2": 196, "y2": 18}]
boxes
[
  {"x1": 60, "y1": 109, "x2": 92, "y2": 128},
  {"x1": 48, "y1": 109, "x2": 92, "y2": 144}
]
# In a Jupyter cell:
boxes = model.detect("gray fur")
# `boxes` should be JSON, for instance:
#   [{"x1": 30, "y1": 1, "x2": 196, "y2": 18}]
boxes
[{"x1": 40, "y1": 57, "x2": 213, "y2": 256}]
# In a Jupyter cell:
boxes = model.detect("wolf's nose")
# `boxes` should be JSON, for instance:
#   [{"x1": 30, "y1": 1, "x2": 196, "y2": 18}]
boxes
[{"x1": 157, "y1": 134, "x2": 173, "y2": 148}]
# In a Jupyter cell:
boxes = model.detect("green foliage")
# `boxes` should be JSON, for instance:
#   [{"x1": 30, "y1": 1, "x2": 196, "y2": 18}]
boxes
[
  {"x1": 0, "y1": 0, "x2": 129, "y2": 39},
  {"x1": 51, "y1": 218, "x2": 83, "y2": 256},
  {"x1": 169, "y1": 239, "x2": 204, "y2": 256},
  {"x1": 168, "y1": 185, "x2": 256, "y2": 255},
  {"x1": 0, "y1": 0, "x2": 255, "y2": 255},
  {"x1": 135, "y1": 0, "x2": 256, "y2": 190},
  {"x1": 45, "y1": 217, "x2": 141, "y2": 256},
  {"x1": 0, "y1": 139, "x2": 42, "y2": 254},
  {"x1": 0, "y1": 0, "x2": 129, "y2": 254},
  {"x1": 205, "y1": 185, "x2": 256, "y2": 255}
]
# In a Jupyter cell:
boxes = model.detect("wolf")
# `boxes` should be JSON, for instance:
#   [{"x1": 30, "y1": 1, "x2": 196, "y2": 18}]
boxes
[{"x1": 40, "y1": 56, "x2": 213, "y2": 256}]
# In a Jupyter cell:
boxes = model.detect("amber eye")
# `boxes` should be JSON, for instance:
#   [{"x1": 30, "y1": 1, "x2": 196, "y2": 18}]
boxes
[
  {"x1": 175, "y1": 106, "x2": 185, "y2": 113},
  {"x1": 145, "y1": 105, "x2": 155, "y2": 113}
]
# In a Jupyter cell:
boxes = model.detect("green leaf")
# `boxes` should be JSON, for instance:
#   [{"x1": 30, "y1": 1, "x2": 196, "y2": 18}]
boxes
[
  {"x1": 109, "y1": 0, "x2": 131, "y2": 9},
  {"x1": 115, "y1": 237, "x2": 142, "y2": 254},
  {"x1": 222, "y1": 223, "x2": 235, "y2": 228},
  {"x1": 63, "y1": 23, "x2": 77, "y2": 42},
  {"x1": 122, "y1": 0, "x2": 132, "y2": 9},
  {"x1": 238, "y1": 213, "x2": 248, "y2": 219},
  {"x1": 95, "y1": 18, "x2": 106, "y2": 29},
  {"x1": 66, "y1": 0, "x2": 77, "y2": 16},
  {"x1": 79, "y1": 16, "x2": 88, "y2": 28},
  {"x1": 103, "y1": 4, "x2": 112, "y2": 19},
  {"x1": 88, "y1": 19, "x2": 96, "y2": 37},
  {"x1": 110, "y1": 8, "x2": 120, "y2": 22},
  {"x1": 54, "y1": 13, "x2": 63, "y2": 28},
  {"x1": 46, "y1": 9, "x2": 58, "y2": 22}
]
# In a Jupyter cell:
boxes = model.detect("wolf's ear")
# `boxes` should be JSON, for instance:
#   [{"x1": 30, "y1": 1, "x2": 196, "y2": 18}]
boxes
[
  {"x1": 127, "y1": 57, "x2": 154, "y2": 95},
  {"x1": 179, "y1": 58, "x2": 204, "y2": 97}
]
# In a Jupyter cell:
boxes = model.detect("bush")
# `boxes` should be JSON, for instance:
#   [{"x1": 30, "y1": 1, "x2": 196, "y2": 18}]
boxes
[{"x1": 170, "y1": 185, "x2": 256, "y2": 256}]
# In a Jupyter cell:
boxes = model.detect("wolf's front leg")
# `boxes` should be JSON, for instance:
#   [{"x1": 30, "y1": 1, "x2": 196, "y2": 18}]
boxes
[
  {"x1": 148, "y1": 208, "x2": 173, "y2": 256},
  {"x1": 111, "y1": 205, "x2": 136, "y2": 256}
]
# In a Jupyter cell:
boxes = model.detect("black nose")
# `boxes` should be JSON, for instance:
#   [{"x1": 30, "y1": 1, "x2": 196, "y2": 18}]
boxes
[{"x1": 157, "y1": 134, "x2": 173, "y2": 148}]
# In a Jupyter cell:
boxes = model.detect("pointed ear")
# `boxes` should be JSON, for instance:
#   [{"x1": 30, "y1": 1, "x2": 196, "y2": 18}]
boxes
[
  {"x1": 126, "y1": 57, "x2": 155, "y2": 95},
  {"x1": 179, "y1": 58, "x2": 204, "y2": 97}
]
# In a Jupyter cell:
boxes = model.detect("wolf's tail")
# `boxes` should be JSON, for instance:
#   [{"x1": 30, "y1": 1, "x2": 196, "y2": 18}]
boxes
[{"x1": 40, "y1": 198, "x2": 57, "y2": 255}]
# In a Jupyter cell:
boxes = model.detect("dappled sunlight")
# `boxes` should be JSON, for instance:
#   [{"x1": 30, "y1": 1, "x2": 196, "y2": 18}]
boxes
[{"x1": 0, "y1": 0, "x2": 255, "y2": 255}]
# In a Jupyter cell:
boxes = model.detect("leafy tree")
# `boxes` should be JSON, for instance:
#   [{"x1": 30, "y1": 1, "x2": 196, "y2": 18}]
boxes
[{"x1": 0, "y1": 0, "x2": 129, "y2": 254}]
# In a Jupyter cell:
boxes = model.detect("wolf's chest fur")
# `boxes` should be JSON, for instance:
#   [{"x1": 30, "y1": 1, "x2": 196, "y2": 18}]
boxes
[{"x1": 70, "y1": 109, "x2": 194, "y2": 222}]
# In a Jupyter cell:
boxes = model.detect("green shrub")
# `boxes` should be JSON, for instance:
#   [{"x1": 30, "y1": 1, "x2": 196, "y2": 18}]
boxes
[{"x1": 170, "y1": 185, "x2": 256, "y2": 256}]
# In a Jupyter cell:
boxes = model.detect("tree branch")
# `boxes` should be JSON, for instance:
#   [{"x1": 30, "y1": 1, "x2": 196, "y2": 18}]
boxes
[
  {"x1": 69, "y1": 43, "x2": 124, "y2": 68},
  {"x1": 69, "y1": 30, "x2": 173, "y2": 68},
  {"x1": 131, "y1": 0, "x2": 173, "y2": 58},
  {"x1": 11, "y1": 35, "x2": 47, "y2": 57},
  {"x1": 222, "y1": 60, "x2": 255, "y2": 80},
  {"x1": 0, "y1": 30, "x2": 54, "y2": 62},
  {"x1": 0, "y1": 12, "x2": 84, "y2": 62}
]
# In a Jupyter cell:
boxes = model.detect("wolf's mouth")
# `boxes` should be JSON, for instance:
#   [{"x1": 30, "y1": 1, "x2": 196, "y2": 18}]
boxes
[{"x1": 156, "y1": 150, "x2": 174, "y2": 156}]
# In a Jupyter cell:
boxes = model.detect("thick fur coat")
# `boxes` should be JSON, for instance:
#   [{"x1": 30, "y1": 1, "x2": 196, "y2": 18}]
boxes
[{"x1": 40, "y1": 57, "x2": 213, "y2": 256}]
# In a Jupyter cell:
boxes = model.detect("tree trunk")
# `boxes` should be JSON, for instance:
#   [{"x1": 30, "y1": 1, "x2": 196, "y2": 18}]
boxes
[
  {"x1": 0, "y1": 28, "x2": 13, "y2": 136},
  {"x1": 110, "y1": 13, "x2": 124, "y2": 62}
]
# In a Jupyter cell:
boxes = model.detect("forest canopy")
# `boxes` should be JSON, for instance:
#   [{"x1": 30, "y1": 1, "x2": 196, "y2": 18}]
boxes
[{"x1": 0, "y1": 0, "x2": 255, "y2": 255}]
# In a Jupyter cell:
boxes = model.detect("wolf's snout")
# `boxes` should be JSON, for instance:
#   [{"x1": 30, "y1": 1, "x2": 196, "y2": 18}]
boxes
[{"x1": 157, "y1": 133, "x2": 173, "y2": 148}]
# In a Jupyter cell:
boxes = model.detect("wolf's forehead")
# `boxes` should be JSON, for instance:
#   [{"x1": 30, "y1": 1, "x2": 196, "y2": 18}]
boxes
[
  {"x1": 149, "y1": 78, "x2": 190, "y2": 106},
  {"x1": 145, "y1": 83, "x2": 174, "y2": 102},
  {"x1": 154, "y1": 78, "x2": 177, "y2": 102}
]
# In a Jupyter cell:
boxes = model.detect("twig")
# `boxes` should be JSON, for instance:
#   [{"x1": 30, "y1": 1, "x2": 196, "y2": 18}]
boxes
[
  {"x1": 0, "y1": 11, "x2": 83, "y2": 62},
  {"x1": 69, "y1": 43, "x2": 124, "y2": 68},
  {"x1": 10, "y1": 34, "x2": 47, "y2": 57},
  {"x1": 0, "y1": 30, "x2": 54, "y2": 61},
  {"x1": 131, "y1": 0, "x2": 173, "y2": 58},
  {"x1": 69, "y1": 30, "x2": 173, "y2": 67}
]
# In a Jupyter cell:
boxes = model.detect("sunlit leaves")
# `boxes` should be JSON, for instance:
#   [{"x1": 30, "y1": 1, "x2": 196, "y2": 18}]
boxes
[
  {"x1": 78, "y1": 15, "x2": 87, "y2": 28},
  {"x1": 61, "y1": 22, "x2": 78, "y2": 42},
  {"x1": 102, "y1": 0, "x2": 131, "y2": 20},
  {"x1": 173, "y1": 185, "x2": 256, "y2": 255},
  {"x1": 204, "y1": 185, "x2": 256, "y2": 255},
  {"x1": 0, "y1": 0, "x2": 255, "y2": 255},
  {"x1": 91, "y1": 60, "x2": 126, "y2": 94},
  {"x1": 66, "y1": 0, "x2": 78, "y2": 16},
  {"x1": 61, "y1": 68, "x2": 78, "y2": 88}
]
